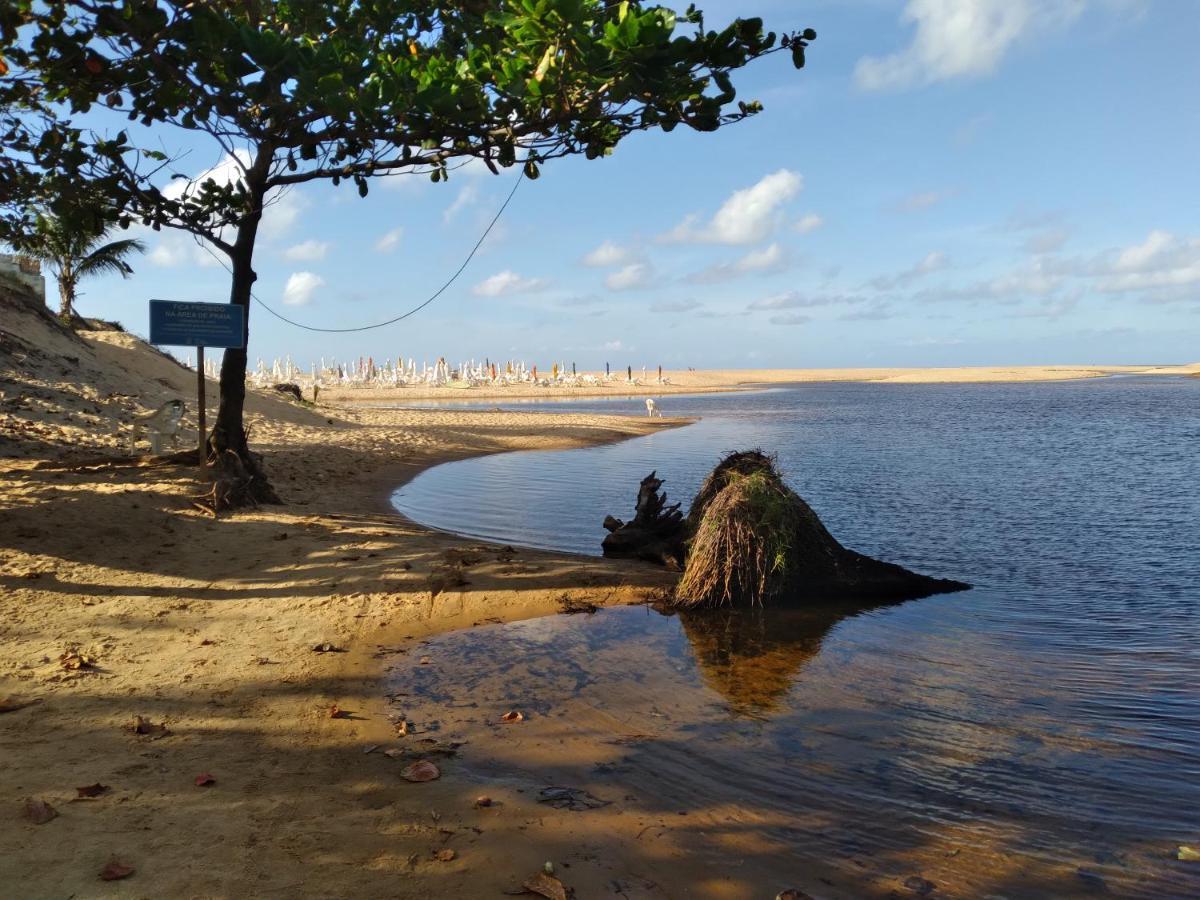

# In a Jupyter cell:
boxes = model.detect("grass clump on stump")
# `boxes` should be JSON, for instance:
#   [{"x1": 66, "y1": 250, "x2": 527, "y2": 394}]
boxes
[{"x1": 676, "y1": 451, "x2": 967, "y2": 608}]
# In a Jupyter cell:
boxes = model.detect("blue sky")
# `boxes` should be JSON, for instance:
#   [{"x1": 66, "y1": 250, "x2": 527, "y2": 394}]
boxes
[{"x1": 67, "y1": 0, "x2": 1200, "y2": 369}]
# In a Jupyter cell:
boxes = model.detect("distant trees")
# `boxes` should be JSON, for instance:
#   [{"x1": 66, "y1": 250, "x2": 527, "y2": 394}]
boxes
[
  {"x1": 23, "y1": 212, "x2": 145, "y2": 320},
  {"x1": 1, "y1": 1, "x2": 814, "y2": 498}
]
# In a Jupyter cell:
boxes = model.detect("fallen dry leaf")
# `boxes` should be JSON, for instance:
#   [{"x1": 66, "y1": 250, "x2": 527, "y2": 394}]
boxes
[
  {"x1": 0, "y1": 696, "x2": 38, "y2": 714},
  {"x1": 99, "y1": 860, "x2": 135, "y2": 881},
  {"x1": 400, "y1": 760, "x2": 441, "y2": 783},
  {"x1": 473, "y1": 796, "x2": 493, "y2": 809},
  {"x1": 522, "y1": 871, "x2": 568, "y2": 900},
  {"x1": 194, "y1": 773, "x2": 215, "y2": 787},
  {"x1": 500, "y1": 710, "x2": 525, "y2": 724},
  {"x1": 59, "y1": 648, "x2": 97, "y2": 671},
  {"x1": 22, "y1": 798, "x2": 58, "y2": 825},
  {"x1": 433, "y1": 848, "x2": 456, "y2": 862},
  {"x1": 75, "y1": 783, "x2": 110, "y2": 799},
  {"x1": 126, "y1": 716, "x2": 169, "y2": 739}
]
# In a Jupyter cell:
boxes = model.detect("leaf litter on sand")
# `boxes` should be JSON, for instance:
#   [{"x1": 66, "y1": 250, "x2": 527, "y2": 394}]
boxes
[
  {"x1": 99, "y1": 859, "x2": 135, "y2": 881},
  {"x1": 74, "y1": 783, "x2": 110, "y2": 800},
  {"x1": 520, "y1": 870, "x2": 570, "y2": 900},
  {"x1": 433, "y1": 848, "x2": 456, "y2": 862},
  {"x1": 537, "y1": 787, "x2": 610, "y2": 811},
  {"x1": 22, "y1": 798, "x2": 57, "y2": 824},
  {"x1": 401, "y1": 760, "x2": 440, "y2": 782},
  {"x1": 126, "y1": 716, "x2": 169, "y2": 739},
  {"x1": 194, "y1": 773, "x2": 216, "y2": 787},
  {"x1": 500, "y1": 710, "x2": 525, "y2": 723}
]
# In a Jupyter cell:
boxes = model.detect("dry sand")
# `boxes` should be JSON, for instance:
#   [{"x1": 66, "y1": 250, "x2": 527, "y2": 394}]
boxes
[
  {"x1": 322, "y1": 362, "x2": 1200, "y2": 404},
  {"x1": 3, "y1": 287, "x2": 1196, "y2": 897}
]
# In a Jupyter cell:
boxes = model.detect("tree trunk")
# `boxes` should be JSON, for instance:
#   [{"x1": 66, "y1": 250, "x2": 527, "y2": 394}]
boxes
[
  {"x1": 207, "y1": 173, "x2": 279, "y2": 505},
  {"x1": 58, "y1": 273, "x2": 75, "y2": 320},
  {"x1": 210, "y1": 242, "x2": 256, "y2": 461}
]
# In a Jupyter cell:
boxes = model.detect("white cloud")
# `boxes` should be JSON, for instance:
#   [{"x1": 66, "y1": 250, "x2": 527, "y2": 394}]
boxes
[
  {"x1": 283, "y1": 239, "x2": 329, "y2": 262},
  {"x1": 283, "y1": 271, "x2": 324, "y2": 306},
  {"x1": 686, "y1": 243, "x2": 788, "y2": 285},
  {"x1": 162, "y1": 150, "x2": 250, "y2": 203},
  {"x1": 738, "y1": 243, "x2": 785, "y2": 272},
  {"x1": 794, "y1": 213, "x2": 824, "y2": 234},
  {"x1": 660, "y1": 170, "x2": 803, "y2": 245},
  {"x1": 472, "y1": 270, "x2": 548, "y2": 297},
  {"x1": 148, "y1": 236, "x2": 189, "y2": 267},
  {"x1": 605, "y1": 263, "x2": 657, "y2": 291},
  {"x1": 1097, "y1": 231, "x2": 1200, "y2": 292},
  {"x1": 650, "y1": 299, "x2": 702, "y2": 314},
  {"x1": 1115, "y1": 230, "x2": 1175, "y2": 271},
  {"x1": 869, "y1": 250, "x2": 948, "y2": 290},
  {"x1": 894, "y1": 190, "x2": 951, "y2": 213},
  {"x1": 375, "y1": 227, "x2": 404, "y2": 253},
  {"x1": 855, "y1": 0, "x2": 1085, "y2": 91},
  {"x1": 603, "y1": 340, "x2": 625, "y2": 351},
  {"x1": 581, "y1": 240, "x2": 633, "y2": 268},
  {"x1": 748, "y1": 291, "x2": 863, "y2": 311},
  {"x1": 443, "y1": 183, "x2": 480, "y2": 224}
]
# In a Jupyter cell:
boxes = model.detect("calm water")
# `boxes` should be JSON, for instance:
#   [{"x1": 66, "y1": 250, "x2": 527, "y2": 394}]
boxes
[{"x1": 389, "y1": 379, "x2": 1200, "y2": 897}]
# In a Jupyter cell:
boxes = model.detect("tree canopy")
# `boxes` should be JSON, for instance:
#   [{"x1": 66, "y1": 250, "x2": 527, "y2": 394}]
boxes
[{"x1": 1, "y1": 0, "x2": 815, "y2": 491}]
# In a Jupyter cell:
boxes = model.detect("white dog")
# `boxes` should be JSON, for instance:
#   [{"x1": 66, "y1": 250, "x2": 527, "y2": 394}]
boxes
[
  {"x1": 130, "y1": 399, "x2": 185, "y2": 454},
  {"x1": 645, "y1": 398, "x2": 662, "y2": 418}
]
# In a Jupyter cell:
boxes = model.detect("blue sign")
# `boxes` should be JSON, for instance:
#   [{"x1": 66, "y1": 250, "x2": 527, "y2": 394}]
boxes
[{"x1": 149, "y1": 299, "x2": 245, "y2": 348}]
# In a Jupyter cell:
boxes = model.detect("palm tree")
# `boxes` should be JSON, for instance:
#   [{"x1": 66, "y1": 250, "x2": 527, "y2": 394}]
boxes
[{"x1": 26, "y1": 212, "x2": 146, "y2": 320}]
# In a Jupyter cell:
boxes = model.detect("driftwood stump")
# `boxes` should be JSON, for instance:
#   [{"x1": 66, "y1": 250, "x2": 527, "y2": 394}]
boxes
[{"x1": 601, "y1": 471, "x2": 687, "y2": 569}]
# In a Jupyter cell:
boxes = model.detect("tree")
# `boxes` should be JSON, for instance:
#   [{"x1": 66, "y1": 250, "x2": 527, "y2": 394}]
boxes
[
  {"x1": 1, "y1": 1, "x2": 815, "y2": 498},
  {"x1": 22, "y1": 211, "x2": 146, "y2": 320}
]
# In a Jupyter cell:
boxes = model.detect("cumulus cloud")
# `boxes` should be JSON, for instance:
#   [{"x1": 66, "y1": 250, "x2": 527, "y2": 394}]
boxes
[
  {"x1": 472, "y1": 270, "x2": 548, "y2": 297},
  {"x1": 747, "y1": 291, "x2": 862, "y2": 311},
  {"x1": 686, "y1": 243, "x2": 787, "y2": 285},
  {"x1": 283, "y1": 271, "x2": 324, "y2": 306},
  {"x1": 855, "y1": 0, "x2": 1085, "y2": 91},
  {"x1": 443, "y1": 183, "x2": 480, "y2": 224},
  {"x1": 794, "y1": 213, "x2": 824, "y2": 234},
  {"x1": 868, "y1": 251, "x2": 948, "y2": 290},
  {"x1": 283, "y1": 239, "x2": 329, "y2": 262},
  {"x1": 581, "y1": 240, "x2": 634, "y2": 268},
  {"x1": 375, "y1": 227, "x2": 404, "y2": 253},
  {"x1": 660, "y1": 170, "x2": 803, "y2": 245},
  {"x1": 605, "y1": 262, "x2": 657, "y2": 291},
  {"x1": 1097, "y1": 230, "x2": 1200, "y2": 292}
]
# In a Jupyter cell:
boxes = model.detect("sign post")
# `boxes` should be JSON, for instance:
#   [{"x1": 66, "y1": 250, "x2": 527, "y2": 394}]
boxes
[{"x1": 149, "y1": 300, "x2": 246, "y2": 468}]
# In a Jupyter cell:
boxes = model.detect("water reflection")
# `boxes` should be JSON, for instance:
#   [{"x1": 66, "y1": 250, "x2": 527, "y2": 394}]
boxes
[{"x1": 677, "y1": 602, "x2": 895, "y2": 715}]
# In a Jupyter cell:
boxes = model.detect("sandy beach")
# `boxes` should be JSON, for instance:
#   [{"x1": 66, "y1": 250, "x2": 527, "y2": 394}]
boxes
[
  {"x1": 3, "y1": 288, "x2": 1198, "y2": 897},
  {"x1": 319, "y1": 362, "x2": 1200, "y2": 405}
]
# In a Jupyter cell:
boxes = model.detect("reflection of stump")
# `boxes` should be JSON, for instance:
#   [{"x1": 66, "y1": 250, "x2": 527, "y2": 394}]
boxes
[
  {"x1": 677, "y1": 451, "x2": 968, "y2": 608},
  {"x1": 602, "y1": 471, "x2": 686, "y2": 569}
]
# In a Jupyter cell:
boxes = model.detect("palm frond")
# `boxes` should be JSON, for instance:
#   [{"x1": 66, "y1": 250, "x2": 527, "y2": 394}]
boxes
[{"x1": 75, "y1": 238, "x2": 148, "y2": 279}]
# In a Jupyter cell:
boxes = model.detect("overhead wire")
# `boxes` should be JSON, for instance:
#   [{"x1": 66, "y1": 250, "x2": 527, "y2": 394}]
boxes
[{"x1": 192, "y1": 167, "x2": 524, "y2": 334}]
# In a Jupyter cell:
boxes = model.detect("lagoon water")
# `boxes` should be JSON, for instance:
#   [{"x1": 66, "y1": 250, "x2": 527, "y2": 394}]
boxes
[{"x1": 390, "y1": 379, "x2": 1200, "y2": 897}]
